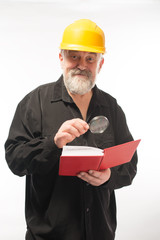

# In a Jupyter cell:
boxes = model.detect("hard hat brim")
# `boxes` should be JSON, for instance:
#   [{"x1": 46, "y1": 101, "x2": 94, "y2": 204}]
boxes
[{"x1": 60, "y1": 44, "x2": 105, "y2": 54}]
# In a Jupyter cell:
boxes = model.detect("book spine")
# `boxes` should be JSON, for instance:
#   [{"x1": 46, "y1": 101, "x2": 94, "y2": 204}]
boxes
[{"x1": 97, "y1": 154, "x2": 104, "y2": 171}]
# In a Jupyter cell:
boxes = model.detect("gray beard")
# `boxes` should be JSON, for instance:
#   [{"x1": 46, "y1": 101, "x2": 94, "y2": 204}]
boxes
[{"x1": 63, "y1": 68, "x2": 96, "y2": 95}]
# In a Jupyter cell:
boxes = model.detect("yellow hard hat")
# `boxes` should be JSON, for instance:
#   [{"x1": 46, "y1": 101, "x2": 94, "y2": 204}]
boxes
[{"x1": 60, "y1": 19, "x2": 105, "y2": 54}]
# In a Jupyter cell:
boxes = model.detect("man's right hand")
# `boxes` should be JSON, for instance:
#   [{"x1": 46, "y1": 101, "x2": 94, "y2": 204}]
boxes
[{"x1": 54, "y1": 118, "x2": 89, "y2": 148}]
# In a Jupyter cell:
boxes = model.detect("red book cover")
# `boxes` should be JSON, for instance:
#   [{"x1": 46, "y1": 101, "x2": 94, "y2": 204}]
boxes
[
  {"x1": 59, "y1": 140, "x2": 141, "y2": 176},
  {"x1": 99, "y1": 139, "x2": 141, "y2": 170}
]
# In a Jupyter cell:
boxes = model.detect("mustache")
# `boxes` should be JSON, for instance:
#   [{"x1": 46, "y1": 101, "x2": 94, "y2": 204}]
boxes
[{"x1": 70, "y1": 68, "x2": 92, "y2": 78}]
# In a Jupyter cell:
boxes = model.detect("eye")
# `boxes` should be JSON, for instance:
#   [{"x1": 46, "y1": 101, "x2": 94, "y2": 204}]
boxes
[
  {"x1": 86, "y1": 56, "x2": 96, "y2": 63},
  {"x1": 71, "y1": 55, "x2": 78, "y2": 60}
]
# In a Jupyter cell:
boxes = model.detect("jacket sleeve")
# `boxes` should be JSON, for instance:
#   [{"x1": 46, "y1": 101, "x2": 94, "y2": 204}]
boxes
[
  {"x1": 105, "y1": 103, "x2": 138, "y2": 190},
  {"x1": 4, "y1": 89, "x2": 62, "y2": 177}
]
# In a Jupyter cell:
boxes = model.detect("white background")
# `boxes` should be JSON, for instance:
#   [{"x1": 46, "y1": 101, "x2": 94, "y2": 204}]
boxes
[{"x1": 0, "y1": 0, "x2": 160, "y2": 239}]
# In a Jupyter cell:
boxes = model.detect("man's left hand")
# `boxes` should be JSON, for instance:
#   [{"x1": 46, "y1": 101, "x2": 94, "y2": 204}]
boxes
[{"x1": 77, "y1": 168, "x2": 111, "y2": 186}]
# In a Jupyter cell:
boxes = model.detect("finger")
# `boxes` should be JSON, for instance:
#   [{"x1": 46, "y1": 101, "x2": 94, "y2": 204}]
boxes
[
  {"x1": 71, "y1": 120, "x2": 89, "y2": 135},
  {"x1": 89, "y1": 169, "x2": 111, "y2": 179},
  {"x1": 54, "y1": 131, "x2": 77, "y2": 148},
  {"x1": 88, "y1": 170, "x2": 103, "y2": 179},
  {"x1": 62, "y1": 124, "x2": 81, "y2": 137},
  {"x1": 70, "y1": 118, "x2": 89, "y2": 131},
  {"x1": 77, "y1": 169, "x2": 111, "y2": 186},
  {"x1": 61, "y1": 119, "x2": 89, "y2": 136},
  {"x1": 76, "y1": 118, "x2": 89, "y2": 130},
  {"x1": 60, "y1": 122, "x2": 82, "y2": 137},
  {"x1": 77, "y1": 172, "x2": 102, "y2": 186}
]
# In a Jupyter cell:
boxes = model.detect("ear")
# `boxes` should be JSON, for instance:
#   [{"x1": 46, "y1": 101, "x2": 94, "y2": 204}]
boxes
[
  {"x1": 98, "y1": 57, "x2": 104, "y2": 73},
  {"x1": 59, "y1": 52, "x2": 63, "y2": 61},
  {"x1": 59, "y1": 52, "x2": 64, "y2": 69}
]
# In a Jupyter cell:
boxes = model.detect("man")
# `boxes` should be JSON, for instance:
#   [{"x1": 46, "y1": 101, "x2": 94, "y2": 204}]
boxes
[{"x1": 5, "y1": 19, "x2": 138, "y2": 240}]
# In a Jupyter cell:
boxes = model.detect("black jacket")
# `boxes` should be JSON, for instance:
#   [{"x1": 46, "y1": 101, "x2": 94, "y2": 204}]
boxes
[{"x1": 5, "y1": 76, "x2": 138, "y2": 240}]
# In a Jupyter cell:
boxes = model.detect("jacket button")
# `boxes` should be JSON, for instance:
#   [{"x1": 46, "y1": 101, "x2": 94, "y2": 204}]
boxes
[{"x1": 86, "y1": 208, "x2": 90, "y2": 212}]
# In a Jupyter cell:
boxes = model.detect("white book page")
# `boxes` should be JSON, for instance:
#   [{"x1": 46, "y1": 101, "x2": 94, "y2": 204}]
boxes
[{"x1": 62, "y1": 146, "x2": 103, "y2": 156}]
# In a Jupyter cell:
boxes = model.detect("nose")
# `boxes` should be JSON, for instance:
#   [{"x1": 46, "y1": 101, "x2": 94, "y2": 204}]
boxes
[{"x1": 76, "y1": 57, "x2": 87, "y2": 70}]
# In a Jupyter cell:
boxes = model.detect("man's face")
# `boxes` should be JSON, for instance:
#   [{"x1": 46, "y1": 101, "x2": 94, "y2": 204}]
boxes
[{"x1": 59, "y1": 50, "x2": 104, "y2": 95}]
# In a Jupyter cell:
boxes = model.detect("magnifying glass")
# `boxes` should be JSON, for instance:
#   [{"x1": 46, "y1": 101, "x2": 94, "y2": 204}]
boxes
[{"x1": 89, "y1": 116, "x2": 109, "y2": 134}]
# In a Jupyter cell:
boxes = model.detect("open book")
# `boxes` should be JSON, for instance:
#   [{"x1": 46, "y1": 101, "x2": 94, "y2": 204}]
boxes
[{"x1": 59, "y1": 139, "x2": 141, "y2": 176}]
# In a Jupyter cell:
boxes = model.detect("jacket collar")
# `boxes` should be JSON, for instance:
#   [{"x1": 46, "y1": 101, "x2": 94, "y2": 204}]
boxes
[
  {"x1": 51, "y1": 75, "x2": 73, "y2": 103},
  {"x1": 51, "y1": 75, "x2": 109, "y2": 107}
]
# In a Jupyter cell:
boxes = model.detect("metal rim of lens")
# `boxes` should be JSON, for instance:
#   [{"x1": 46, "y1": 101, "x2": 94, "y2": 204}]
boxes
[{"x1": 89, "y1": 116, "x2": 109, "y2": 133}]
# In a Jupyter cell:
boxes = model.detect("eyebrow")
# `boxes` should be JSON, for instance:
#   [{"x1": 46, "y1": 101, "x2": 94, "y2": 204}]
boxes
[
  {"x1": 68, "y1": 50, "x2": 97, "y2": 56},
  {"x1": 88, "y1": 52, "x2": 97, "y2": 56}
]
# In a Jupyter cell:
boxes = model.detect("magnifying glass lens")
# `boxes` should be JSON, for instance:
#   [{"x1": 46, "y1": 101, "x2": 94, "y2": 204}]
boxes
[{"x1": 89, "y1": 116, "x2": 109, "y2": 134}]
